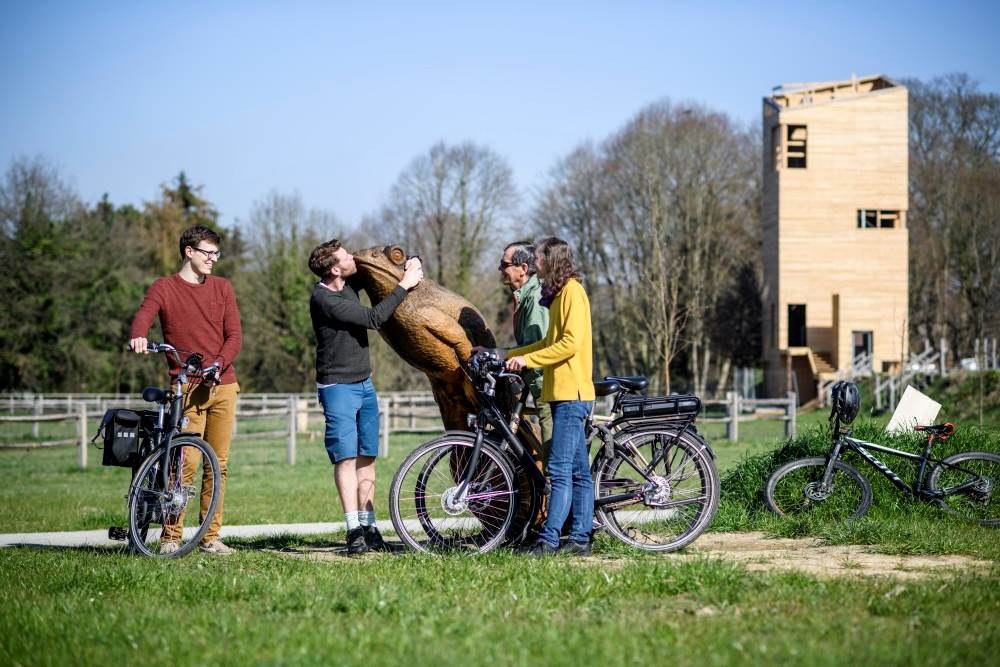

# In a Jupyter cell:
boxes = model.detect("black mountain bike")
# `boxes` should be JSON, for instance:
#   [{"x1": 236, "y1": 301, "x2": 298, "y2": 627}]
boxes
[
  {"x1": 106, "y1": 342, "x2": 223, "y2": 557},
  {"x1": 388, "y1": 351, "x2": 720, "y2": 554},
  {"x1": 765, "y1": 399, "x2": 999, "y2": 525}
]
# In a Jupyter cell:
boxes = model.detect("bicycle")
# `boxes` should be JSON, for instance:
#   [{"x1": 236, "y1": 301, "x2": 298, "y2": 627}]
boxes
[
  {"x1": 764, "y1": 381, "x2": 999, "y2": 525},
  {"x1": 388, "y1": 350, "x2": 720, "y2": 554},
  {"x1": 98, "y1": 342, "x2": 223, "y2": 557}
]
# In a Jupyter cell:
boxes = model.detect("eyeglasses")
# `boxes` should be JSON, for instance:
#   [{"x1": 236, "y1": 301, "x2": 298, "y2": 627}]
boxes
[
  {"x1": 192, "y1": 247, "x2": 223, "y2": 260},
  {"x1": 498, "y1": 260, "x2": 515, "y2": 271}
]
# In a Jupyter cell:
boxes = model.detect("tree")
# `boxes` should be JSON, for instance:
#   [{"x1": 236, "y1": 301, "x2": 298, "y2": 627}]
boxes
[
  {"x1": 908, "y1": 74, "x2": 1000, "y2": 360},
  {"x1": 234, "y1": 192, "x2": 341, "y2": 392},
  {"x1": 378, "y1": 141, "x2": 519, "y2": 303},
  {"x1": 533, "y1": 102, "x2": 760, "y2": 394}
]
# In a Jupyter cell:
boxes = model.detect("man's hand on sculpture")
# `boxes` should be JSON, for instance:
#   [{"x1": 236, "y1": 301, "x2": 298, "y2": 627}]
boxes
[
  {"x1": 505, "y1": 356, "x2": 527, "y2": 372},
  {"x1": 400, "y1": 257, "x2": 424, "y2": 290}
]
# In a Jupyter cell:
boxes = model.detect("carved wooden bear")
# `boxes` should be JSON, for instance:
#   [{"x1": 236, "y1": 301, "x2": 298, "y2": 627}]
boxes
[{"x1": 351, "y1": 245, "x2": 497, "y2": 430}]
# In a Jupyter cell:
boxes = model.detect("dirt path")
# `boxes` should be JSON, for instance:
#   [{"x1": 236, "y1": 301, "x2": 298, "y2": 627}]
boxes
[
  {"x1": 278, "y1": 530, "x2": 993, "y2": 580},
  {"x1": 659, "y1": 531, "x2": 993, "y2": 579}
]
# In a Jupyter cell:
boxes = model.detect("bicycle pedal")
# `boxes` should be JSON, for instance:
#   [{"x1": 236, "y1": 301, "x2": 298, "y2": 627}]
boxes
[{"x1": 108, "y1": 526, "x2": 129, "y2": 541}]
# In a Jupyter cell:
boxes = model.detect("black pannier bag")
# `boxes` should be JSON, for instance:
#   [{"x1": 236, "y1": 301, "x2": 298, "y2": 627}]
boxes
[
  {"x1": 619, "y1": 394, "x2": 702, "y2": 421},
  {"x1": 94, "y1": 409, "x2": 159, "y2": 467}
]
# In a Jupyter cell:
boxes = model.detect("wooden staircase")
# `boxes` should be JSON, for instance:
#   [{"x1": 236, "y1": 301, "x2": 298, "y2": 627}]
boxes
[{"x1": 812, "y1": 351, "x2": 835, "y2": 375}]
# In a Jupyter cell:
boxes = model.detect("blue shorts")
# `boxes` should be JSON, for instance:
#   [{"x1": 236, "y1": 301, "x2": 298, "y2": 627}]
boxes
[{"x1": 317, "y1": 378, "x2": 380, "y2": 464}]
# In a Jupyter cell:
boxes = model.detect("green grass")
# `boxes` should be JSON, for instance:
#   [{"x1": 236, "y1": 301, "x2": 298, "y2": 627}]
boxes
[
  {"x1": 0, "y1": 426, "x2": 434, "y2": 533},
  {"x1": 1, "y1": 546, "x2": 998, "y2": 667},
  {"x1": 3, "y1": 408, "x2": 1000, "y2": 666}
]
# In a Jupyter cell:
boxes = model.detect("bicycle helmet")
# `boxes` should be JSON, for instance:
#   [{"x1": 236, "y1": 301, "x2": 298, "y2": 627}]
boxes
[{"x1": 830, "y1": 380, "x2": 861, "y2": 425}]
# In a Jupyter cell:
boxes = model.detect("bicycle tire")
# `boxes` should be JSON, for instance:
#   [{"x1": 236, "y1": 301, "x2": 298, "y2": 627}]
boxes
[
  {"x1": 764, "y1": 457, "x2": 872, "y2": 522},
  {"x1": 594, "y1": 426, "x2": 719, "y2": 552},
  {"x1": 127, "y1": 435, "x2": 221, "y2": 558},
  {"x1": 927, "y1": 451, "x2": 1000, "y2": 526},
  {"x1": 389, "y1": 434, "x2": 518, "y2": 554}
]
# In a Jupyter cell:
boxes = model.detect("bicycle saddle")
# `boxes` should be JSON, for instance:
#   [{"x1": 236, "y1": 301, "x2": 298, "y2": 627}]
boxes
[
  {"x1": 604, "y1": 375, "x2": 648, "y2": 392},
  {"x1": 593, "y1": 380, "x2": 621, "y2": 397},
  {"x1": 142, "y1": 387, "x2": 169, "y2": 404},
  {"x1": 914, "y1": 422, "x2": 955, "y2": 438}
]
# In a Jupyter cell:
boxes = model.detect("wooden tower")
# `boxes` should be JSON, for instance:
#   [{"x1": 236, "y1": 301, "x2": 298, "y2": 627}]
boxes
[{"x1": 761, "y1": 75, "x2": 909, "y2": 404}]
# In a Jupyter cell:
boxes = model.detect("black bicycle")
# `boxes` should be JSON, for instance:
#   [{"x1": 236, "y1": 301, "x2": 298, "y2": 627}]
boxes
[
  {"x1": 388, "y1": 350, "x2": 720, "y2": 554},
  {"x1": 764, "y1": 381, "x2": 999, "y2": 525},
  {"x1": 98, "y1": 342, "x2": 223, "y2": 557}
]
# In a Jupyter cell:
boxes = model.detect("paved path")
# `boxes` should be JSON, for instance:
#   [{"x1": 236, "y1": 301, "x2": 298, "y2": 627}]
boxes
[{"x1": 0, "y1": 521, "x2": 379, "y2": 548}]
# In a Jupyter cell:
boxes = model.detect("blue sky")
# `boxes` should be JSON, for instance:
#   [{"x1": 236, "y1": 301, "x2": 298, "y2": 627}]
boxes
[{"x1": 1, "y1": 1, "x2": 998, "y2": 228}]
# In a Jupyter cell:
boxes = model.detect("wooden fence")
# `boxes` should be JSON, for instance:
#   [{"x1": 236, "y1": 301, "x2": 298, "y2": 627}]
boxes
[{"x1": 0, "y1": 391, "x2": 797, "y2": 468}]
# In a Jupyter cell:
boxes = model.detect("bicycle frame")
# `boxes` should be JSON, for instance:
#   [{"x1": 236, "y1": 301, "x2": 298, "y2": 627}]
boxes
[
  {"x1": 455, "y1": 368, "x2": 701, "y2": 511},
  {"x1": 826, "y1": 433, "x2": 984, "y2": 500}
]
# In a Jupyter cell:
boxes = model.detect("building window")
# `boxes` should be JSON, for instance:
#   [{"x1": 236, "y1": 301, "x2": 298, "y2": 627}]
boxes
[
  {"x1": 857, "y1": 209, "x2": 900, "y2": 228},
  {"x1": 786, "y1": 125, "x2": 807, "y2": 168}
]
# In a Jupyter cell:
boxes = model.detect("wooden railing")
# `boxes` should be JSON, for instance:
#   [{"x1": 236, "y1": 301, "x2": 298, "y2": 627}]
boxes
[{"x1": 1, "y1": 390, "x2": 800, "y2": 467}]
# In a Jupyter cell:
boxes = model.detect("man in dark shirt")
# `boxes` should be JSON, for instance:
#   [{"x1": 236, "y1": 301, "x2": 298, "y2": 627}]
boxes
[{"x1": 308, "y1": 239, "x2": 423, "y2": 555}]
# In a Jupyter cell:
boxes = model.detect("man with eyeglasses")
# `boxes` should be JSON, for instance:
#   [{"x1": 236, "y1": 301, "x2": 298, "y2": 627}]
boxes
[
  {"x1": 499, "y1": 241, "x2": 552, "y2": 467},
  {"x1": 129, "y1": 224, "x2": 243, "y2": 555}
]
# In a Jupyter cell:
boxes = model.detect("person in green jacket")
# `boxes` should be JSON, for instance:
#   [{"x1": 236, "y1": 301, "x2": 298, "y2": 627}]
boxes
[{"x1": 499, "y1": 240, "x2": 552, "y2": 466}]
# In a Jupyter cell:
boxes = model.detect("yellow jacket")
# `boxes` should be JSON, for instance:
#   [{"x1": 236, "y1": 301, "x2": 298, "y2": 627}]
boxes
[{"x1": 509, "y1": 278, "x2": 595, "y2": 402}]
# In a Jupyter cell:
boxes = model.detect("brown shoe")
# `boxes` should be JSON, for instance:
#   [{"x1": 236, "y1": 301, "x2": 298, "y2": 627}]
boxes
[{"x1": 199, "y1": 539, "x2": 233, "y2": 555}]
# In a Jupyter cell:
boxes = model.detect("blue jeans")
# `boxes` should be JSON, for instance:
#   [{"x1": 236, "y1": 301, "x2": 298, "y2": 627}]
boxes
[
  {"x1": 317, "y1": 379, "x2": 380, "y2": 464},
  {"x1": 538, "y1": 400, "x2": 594, "y2": 547}
]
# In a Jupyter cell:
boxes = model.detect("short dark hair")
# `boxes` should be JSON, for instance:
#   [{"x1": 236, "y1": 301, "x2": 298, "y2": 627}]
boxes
[
  {"x1": 504, "y1": 240, "x2": 536, "y2": 276},
  {"x1": 178, "y1": 224, "x2": 221, "y2": 260},
  {"x1": 308, "y1": 239, "x2": 343, "y2": 278}
]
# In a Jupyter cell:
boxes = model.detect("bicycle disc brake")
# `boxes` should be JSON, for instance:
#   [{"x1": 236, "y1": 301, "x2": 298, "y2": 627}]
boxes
[
  {"x1": 803, "y1": 481, "x2": 834, "y2": 502},
  {"x1": 641, "y1": 475, "x2": 673, "y2": 507}
]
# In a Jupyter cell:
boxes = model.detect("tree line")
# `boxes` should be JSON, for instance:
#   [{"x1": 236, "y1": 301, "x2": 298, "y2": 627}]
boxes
[{"x1": 1, "y1": 74, "x2": 997, "y2": 395}]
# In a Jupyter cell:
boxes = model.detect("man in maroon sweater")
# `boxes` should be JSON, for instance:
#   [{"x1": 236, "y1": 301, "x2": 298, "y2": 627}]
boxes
[{"x1": 129, "y1": 224, "x2": 242, "y2": 555}]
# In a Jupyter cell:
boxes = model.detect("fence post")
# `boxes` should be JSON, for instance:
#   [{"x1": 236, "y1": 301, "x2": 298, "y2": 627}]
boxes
[
  {"x1": 286, "y1": 397, "x2": 296, "y2": 465},
  {"x1": 889, "y1": 376, "x2": 897, "y2": 412},
  {"x1": 379, "y1": 397, "x2": 390, "y2": 458},
  {"x1": 77, "y1": 403, "x2": 88, "y2": 469},
  {"x1": 33, "y1": 395, "x2": 41, "y2": 438},
  {"x1": 725, "y1": 392, "x2": 738, "y2": 441},
  {"x1": 296, "y1": 398, "x2": 309, "y2": 433},
  {"x1": 785, "y1": 391, "x2": 797, "y2": 439}
]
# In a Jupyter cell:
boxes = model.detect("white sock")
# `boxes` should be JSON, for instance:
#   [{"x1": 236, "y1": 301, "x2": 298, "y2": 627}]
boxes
[
  {"x1": 359, "y1": 510, "x2": 376, "y2": 527},
  {"x1": 345, "y1": 511, "x2": 360, "y2": 530}
]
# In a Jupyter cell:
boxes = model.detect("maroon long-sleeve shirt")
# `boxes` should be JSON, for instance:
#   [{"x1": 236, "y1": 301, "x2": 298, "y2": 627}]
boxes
[{"x1": 130, "y1": 274, "x2": 242, "y2": 385}]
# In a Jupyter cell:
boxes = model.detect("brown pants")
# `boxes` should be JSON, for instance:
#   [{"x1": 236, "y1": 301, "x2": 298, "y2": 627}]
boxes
[{"x1": 161, "y1": 382, "x2": 238, "y2": 544}]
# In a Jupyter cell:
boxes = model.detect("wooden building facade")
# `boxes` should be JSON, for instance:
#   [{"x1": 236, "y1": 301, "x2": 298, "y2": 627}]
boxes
[{"x1": 761, "y1": 75, "x2": 909, "y2": 403}]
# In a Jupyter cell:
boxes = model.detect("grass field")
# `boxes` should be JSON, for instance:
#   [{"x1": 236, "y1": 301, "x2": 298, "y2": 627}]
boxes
[{"x1": 2, "y1": 405, "x2": 998, "y2": 666}]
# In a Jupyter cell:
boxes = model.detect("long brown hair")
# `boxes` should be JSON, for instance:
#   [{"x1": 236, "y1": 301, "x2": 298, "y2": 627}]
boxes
[{"x1": 537, "y1": 237, "x2": 583, "y2": 307}]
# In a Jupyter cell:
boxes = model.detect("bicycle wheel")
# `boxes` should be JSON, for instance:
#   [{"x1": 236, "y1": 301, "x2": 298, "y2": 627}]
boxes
[
  {"x1": 389, "y1": 434, "x2": 518, "y2": 554},
  {"x1": 927, "y1": 451, "x2": 1000, "y2": 526},
  {"x1": 764, "y1": 457, "x2": 872, "y2": 522},
  {"x1": 594, "y1": 427, "x2": 719, "y2": 552},
  {"x1": 127, "y1": 435, "x2": 221, "y2": 558}
]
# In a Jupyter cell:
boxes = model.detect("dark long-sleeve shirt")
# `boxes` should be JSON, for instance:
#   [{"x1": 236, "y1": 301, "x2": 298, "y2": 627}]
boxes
[
  {"x1": 310, "y1": 279, "x2": 407, "y2": 385},
  {"x1": 130, "y1": 274, "x2": 243, "y2": 384}
]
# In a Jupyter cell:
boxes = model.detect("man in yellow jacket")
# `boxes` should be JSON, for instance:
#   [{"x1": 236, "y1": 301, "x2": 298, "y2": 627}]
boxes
[{"x1": 505, "y1": 237, "x2": 596, "y2": 556}]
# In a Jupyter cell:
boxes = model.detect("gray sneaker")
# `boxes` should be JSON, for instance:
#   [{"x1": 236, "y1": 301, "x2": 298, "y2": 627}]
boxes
[
  {"x1": 160, "y1": 540, "x2": 180, "y2": 555},
  {"x1": 199, "y1": 539, "x2": 233, "y2": 555}
]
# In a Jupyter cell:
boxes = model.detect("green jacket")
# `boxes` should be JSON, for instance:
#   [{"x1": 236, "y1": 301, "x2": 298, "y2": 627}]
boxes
[{"x1": 512, "y1": 275, "x2": 549, "y2": 399}]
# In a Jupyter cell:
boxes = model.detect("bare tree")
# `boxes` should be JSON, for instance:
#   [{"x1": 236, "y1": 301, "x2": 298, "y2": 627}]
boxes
[
  {"x1": 379, "y1": 141, "x2": 519, "y2": 301},
  {"x1": 908, "y1": 74, "x2": 1000, "y2": 361},
  {"x1": 534, "y1": 102, "x2": 760, "y2": 394}
]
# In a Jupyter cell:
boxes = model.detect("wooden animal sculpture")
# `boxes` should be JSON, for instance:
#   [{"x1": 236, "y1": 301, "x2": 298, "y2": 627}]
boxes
[{"x1": 351, "y1": 244, "x2": 497, "y2": 430}]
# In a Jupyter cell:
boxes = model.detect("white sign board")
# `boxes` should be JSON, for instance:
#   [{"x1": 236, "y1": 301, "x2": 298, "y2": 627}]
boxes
[{"x1": 886, "y1": 385, "x2": 942, "y2": 434}]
